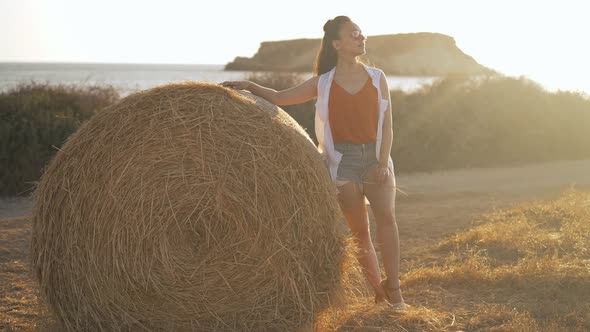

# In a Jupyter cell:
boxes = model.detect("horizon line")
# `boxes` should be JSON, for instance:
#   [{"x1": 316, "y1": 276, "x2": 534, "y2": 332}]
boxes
[{"x1": 0, "y1": 61, "x2": 227, "y2": 66}]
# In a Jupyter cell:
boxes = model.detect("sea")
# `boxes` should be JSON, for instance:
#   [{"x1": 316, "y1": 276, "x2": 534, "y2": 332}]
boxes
[{"x1": 0, "y1": 62, "x2": 436, "y2": 96}]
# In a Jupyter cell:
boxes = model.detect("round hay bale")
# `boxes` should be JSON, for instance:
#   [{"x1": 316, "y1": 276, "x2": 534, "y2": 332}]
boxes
[{"x1": 30, "y1": 82, "x2": 362, "y2": 331}]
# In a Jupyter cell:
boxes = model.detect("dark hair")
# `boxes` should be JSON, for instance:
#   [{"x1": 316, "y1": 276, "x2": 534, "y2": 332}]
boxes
[{"x1": 313, "y1": 16, "x2": 352, "y2": 76}]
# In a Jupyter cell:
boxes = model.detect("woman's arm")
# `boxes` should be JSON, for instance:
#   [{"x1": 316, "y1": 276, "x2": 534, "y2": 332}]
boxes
[
  {"x1": 220, "y1": 76, "x2": 319, "y2": 106},
  {"x1": 378, "y1": 71, "x2": 394, "y2": 181}
]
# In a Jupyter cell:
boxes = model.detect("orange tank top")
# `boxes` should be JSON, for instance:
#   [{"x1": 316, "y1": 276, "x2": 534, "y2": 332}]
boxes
[{"x1": 329, "y1": 77, "x2": 379, "y2": 144}]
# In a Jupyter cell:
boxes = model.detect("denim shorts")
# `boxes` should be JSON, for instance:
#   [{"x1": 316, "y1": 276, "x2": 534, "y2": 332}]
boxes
[{"x1": 334, "y1": 142, "x2": 379, "y2": 187}]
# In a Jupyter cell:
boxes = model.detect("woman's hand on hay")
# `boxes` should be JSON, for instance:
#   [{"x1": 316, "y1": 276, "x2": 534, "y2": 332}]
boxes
[{"x1": 220, "y1": 80, "x2": 251, "y2": 91}]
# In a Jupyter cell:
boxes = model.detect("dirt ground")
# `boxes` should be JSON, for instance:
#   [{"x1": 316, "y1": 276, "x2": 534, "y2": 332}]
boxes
[{"x1": 2, "y1": 158, "x2": 590, "y2": 330}]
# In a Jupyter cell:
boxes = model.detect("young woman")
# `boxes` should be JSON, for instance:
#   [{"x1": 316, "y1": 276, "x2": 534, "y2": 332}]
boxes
[{"x1": 220, "y1": 15, "x2": 407, "y2": 309}]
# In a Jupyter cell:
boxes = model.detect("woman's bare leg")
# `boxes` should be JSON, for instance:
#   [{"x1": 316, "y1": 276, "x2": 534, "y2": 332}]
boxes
[
  {"x1": 336, "y1": 181, "x2": 384, "y2": 297},
  {"x1": 363, "y1": 169, "x2": 404, "y2": 304}
]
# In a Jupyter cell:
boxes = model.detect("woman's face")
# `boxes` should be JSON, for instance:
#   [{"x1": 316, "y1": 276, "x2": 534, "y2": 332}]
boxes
[{"x1": 333, "y1": 21, "x2": 367, "y2": 57}]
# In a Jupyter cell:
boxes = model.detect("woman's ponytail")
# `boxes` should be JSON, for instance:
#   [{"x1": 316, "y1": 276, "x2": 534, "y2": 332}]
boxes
[{"x1": 313, "y1": 16, "x2": 351, "y2": 76}]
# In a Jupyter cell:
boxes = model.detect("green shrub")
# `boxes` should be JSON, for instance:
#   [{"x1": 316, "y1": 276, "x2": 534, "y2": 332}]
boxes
[
  {"x1": 0, "y1": 82, "x2": 119, "y2": 196},
  {"x1": 391, "y1": 75, "x2": 590, "y2": 172}
]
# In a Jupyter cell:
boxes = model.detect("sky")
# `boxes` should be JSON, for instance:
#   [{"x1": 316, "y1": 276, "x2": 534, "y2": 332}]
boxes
[{"x1": 1, "y1": 0, "x2": 589, "y2": 93}]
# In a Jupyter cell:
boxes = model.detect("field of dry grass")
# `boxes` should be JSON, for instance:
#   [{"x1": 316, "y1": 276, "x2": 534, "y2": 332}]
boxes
[
  {"x1": 316, "y1": 189, "x2": 590, "y2": 331},
  {"x1": 2, "y1": 159, "x2": 590, "y2": 331}
]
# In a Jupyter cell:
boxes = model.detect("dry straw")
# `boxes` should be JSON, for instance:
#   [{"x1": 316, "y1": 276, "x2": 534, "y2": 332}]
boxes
[{"x1": 30, "y1": 82, "x2": 366, "y2": 331}]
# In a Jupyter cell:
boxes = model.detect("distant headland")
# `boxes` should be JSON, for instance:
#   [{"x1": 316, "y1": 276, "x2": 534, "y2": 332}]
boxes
[{"x1": 225, "y1": 32, "x2": 493, "y2": 76}]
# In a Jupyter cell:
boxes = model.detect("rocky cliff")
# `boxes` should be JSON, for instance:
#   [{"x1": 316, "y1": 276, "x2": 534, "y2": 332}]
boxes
[{"x1": 225, "y1": 32, "x2": 492, "y2": 76}]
